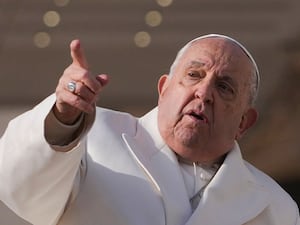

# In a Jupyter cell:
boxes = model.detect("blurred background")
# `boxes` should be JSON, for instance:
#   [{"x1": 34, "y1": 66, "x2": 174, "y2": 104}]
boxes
[{"x1": 0, "y1": 0, "x2": 299, "y2": 224}]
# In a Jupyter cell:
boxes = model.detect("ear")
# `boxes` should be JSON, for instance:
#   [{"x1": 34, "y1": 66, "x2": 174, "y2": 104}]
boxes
[
  {"x1": 157, "y1": 74, "x2": 169, "y2": 97},
  {"x1": 235, "y1": 108, "x2": 258, "y2": 140}
]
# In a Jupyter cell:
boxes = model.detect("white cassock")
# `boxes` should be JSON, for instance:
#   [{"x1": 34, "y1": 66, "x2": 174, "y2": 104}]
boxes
[{"x1": 0, "y1": 94, "x2": 299, "y2": 225}]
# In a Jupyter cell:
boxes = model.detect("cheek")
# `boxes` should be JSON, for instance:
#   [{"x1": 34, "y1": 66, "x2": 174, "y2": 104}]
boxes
[
  {"x1": 158, "y1": 92, "x2": 179, "y2": 125},
  {"x1": 217, "y1": 103, "x2": 243, "y2": 132},
  {"x1": 158, "y1": 87, "x2": 187, "y2": 128},
  {"x1": 159, "y1": 85, "x2": 184, "y2": 111}
]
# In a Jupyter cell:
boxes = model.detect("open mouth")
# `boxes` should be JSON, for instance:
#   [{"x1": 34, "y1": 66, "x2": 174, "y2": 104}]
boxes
[{"x1": 188, "y1": 111, "x2": 208, "y2": 124}]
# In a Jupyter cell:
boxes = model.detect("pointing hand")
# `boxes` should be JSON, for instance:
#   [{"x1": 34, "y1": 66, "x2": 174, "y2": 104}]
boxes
[{"x1": 54, "y1": 40, "x2": 109, "y2": 124}]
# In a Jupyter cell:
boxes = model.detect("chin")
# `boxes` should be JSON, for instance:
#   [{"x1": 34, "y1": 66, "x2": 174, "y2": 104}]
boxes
[
  {"x1": 171, "y1": 137, "x2": 220, "y2": 162},
  {"x1": 174, "y1": 127, "x2": 201, "y2": 145}
]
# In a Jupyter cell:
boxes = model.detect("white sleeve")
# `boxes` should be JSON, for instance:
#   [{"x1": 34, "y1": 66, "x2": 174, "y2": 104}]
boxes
[{"x1": 0, "y1": 94, "x2": 94, "y2": 225}]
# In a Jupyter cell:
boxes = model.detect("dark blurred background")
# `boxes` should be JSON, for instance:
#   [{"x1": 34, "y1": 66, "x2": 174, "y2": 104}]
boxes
[{"x1": 0, "y1": 0, "x2": 299, "y2": 224}]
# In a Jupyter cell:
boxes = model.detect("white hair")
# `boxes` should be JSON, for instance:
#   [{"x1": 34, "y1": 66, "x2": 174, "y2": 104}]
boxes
[{"x1": 169, "y1": 34, "x2": 260, "y2": 105}]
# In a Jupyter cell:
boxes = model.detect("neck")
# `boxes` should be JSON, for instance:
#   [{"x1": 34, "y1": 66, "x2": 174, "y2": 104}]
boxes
[{"x1": 176, "y1": 153, "x2": 226, "y2": 168}]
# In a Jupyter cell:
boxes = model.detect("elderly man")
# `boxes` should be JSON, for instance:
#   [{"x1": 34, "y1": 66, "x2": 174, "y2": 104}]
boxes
[{"x1": 0, "y1": 34, "x2": 299, "y2": 225}]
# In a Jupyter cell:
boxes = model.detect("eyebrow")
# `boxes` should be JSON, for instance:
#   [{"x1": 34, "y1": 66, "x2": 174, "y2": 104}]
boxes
[
  {"x1": 188, "y1": 60, "x2": 206, "y2": 68},
  {"x1": 187, "y1": 60, "x2": 239, "y2": 90}
]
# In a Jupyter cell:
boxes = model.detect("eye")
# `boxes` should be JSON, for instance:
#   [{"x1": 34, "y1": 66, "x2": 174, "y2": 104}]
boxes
[
  {"x1": 217, "y1": 82, "x2": 234, "y2": 95},
  {"x1": 187, "y1": 71, "x2": 200, "y2": 78}
]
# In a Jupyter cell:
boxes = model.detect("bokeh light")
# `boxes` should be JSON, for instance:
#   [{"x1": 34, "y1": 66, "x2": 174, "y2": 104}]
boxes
[
  {"x1": 134, "y1": 31, "x2": 151, "y2": 48},
  {"x1": 156, "y1": 0, "x2": 173, "y2": 7},
  {"x1": 43, "y1": 11, "x2": 60, "y2": 27},
  {"x1": 145, "y1": 10, "x2": 162, "y2": 27},
  {"x1": 33, "y1": 32, "x2": 51, "y2": 48}
]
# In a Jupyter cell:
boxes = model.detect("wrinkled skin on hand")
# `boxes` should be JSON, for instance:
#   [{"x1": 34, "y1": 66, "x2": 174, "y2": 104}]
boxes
[{"x1": 54, "y1": 40, "x2": 109, "y2": 124}]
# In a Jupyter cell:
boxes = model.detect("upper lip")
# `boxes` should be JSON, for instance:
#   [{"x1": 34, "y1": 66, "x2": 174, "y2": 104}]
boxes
[{"x1": 185, "y1": 109, "x2": 209, "y2": 124}]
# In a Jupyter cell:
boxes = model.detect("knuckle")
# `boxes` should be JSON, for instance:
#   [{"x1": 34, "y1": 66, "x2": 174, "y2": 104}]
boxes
[
  {"x1": 80, "y1": 70, "x2": 91, "y2": 81},
  {"x1": 74, "y1": 82, "x2": 83, "y2": 92},
  {"x1": 79, "y1": 70, "x2": 89, "y2": 79}
]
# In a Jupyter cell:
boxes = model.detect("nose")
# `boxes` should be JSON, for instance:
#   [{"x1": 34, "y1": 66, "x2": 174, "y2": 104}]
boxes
[{"x1": 194, "y1": 80, "x2": 214, "y2": 104}]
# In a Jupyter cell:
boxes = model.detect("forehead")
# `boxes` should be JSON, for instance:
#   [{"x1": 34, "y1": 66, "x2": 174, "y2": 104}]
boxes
[{"x1": 180, "y1": 38, "x2": 254, "y2": 74}]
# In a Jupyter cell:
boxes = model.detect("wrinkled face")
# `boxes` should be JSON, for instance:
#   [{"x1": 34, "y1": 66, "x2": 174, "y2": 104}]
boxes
[{"x1": 157, "y1": 38, "x2": 258, "y2": 164}]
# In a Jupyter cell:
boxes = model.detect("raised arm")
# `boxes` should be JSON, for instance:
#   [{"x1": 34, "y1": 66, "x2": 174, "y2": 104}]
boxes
[{"x1": 0, "y1": 40, "x2": 108, "y2": 225}]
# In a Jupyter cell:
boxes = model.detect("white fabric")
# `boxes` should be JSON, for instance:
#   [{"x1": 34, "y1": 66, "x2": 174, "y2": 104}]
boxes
[
  {"x1": 179, "y1": 163, "x2": 217, "y2": 200},
  {"x1": 0, "y1": 94, "x2": 299, "y2": 225}
]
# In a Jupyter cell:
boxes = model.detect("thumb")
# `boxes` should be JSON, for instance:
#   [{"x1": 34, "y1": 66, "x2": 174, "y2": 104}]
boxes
[
  {"x1": 70, "y1": 39, "x2": 89, "y2": 69},
  {"x1": 96, "y1": 74, "x2": 110, "y2": 87}
]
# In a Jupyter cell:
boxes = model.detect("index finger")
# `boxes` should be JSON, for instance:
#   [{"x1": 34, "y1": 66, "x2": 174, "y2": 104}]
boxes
[{"x1": 70, "y1": 39, "x2": 89, "y2": 69}]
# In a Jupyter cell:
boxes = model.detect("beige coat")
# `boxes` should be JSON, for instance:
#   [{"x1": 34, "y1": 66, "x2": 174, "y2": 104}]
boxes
[{"x1": 0, "y1": 95, "x2": 299, "y2": 225}]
